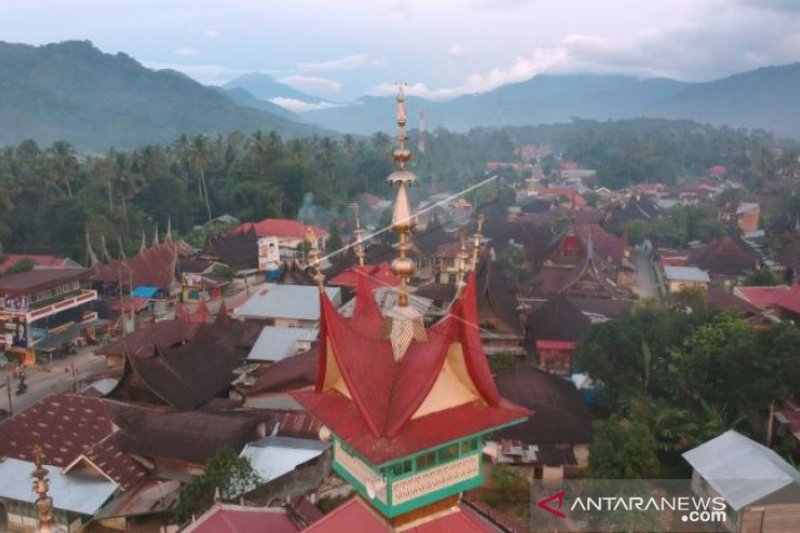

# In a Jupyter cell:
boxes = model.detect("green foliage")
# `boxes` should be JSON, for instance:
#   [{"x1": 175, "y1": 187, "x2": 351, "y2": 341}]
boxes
[
  {"x1": 174, "y1": 447, "x2": 262, "y2": 524},
  {"x1": 589, "y1": 415, "x2": 662, "y2": 479},
  {"x1": 618, "y1": 205, "x2": 725, "y2": 247},
  {"x1": 482, "y1": 465, "x2": 528, "y2": 509},
  {"x1": 494, "y1": 246, "x2": 527, "y2": 285},
  {"x1": 316, "y1": 494, "x2": 349, "y2": 514},
  {"x1": 326, "y1": 221, "x2": 343, "y2": 255},
  {"x1": 741, "y1": 269, "x2": 779, "y2": 286},
  {"x1": 488, "y1": 353, "x2": 518, "y2": 374},
  {"x1": 5, "y1": 258, "x2": 35, "y2": 275}
]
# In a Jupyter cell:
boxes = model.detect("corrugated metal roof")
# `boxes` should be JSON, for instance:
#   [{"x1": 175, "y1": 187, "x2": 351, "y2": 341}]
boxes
[
  {"x1": 664, "y1": 265, "x2": 710, "y2": 283},
  {"x1": 682, "y1": 430, "x2": 800, "y2": 510},
  {"x1": 0, "y1": 457, "x2": 117, "y2": 515},
  {"x1": 247, "y1": 326, "x2": 318, "y2": 362},
  {"x1": 240, "y1": 437, "x2": 329, "y2": 483},
  {"x1": 234, "y1": 284, "x2": 341, "y2": 321}
]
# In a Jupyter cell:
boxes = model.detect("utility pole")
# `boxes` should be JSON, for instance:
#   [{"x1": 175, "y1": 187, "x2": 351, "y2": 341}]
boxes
[{"x1": 5, "y1": 372, "x2": 12, "y2": 416}]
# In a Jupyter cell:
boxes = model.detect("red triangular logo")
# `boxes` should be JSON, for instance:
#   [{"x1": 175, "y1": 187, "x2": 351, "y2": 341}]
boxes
[{"x1": 537, "y1": 490, "x2": 566, "y2": 518}]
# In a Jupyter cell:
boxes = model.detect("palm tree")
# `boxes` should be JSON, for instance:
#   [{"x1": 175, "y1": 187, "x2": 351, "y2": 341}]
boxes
[
  {"x1": 48, "y1": 141, "x2": 79, "y2": 198},
  {"x1": 187, "y1": 134, "x2": 214, "y2": 222}
]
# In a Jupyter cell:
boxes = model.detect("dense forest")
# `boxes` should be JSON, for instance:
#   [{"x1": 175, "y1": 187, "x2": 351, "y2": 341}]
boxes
[{"x1": 0, "y1": 118, "x2": 794, "y2": 262}]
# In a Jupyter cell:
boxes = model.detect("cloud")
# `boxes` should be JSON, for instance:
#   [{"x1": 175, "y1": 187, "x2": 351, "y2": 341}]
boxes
[
  {"x1": 371, "y1": 0, "x2": 800, "y2": 101},
  {"x1": 204, "y1": 26, "x2": 220, "y2": 39},
  {"x1": 277, "y1": 75, "x2": 343, "y2": 93},
  {"x1": 143, "y1": 61, "x2": 248, "y2": 85},
  {"x1": 173, "y1": 47, "x2": 199, "y2": 57},
  {"x1": 269, "y1": 97, "x2": 345, "y2": 113},
  {"x1": 297, "y1": 54, "x2": 373, "y2": 72},
  {"x1": 449, "y1": 44, "x2": 470, "y2": 59},
  {"x1": 737, "y1": 0, "x2": 800, "y2": 12}
]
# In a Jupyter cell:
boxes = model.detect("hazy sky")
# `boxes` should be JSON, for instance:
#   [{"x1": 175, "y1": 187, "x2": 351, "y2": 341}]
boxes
[{"x1": 2, "y1": 0, "x2": 799, "y2": 101}]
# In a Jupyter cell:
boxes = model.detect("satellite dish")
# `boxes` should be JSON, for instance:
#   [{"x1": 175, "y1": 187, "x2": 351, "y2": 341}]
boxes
[{"x1": 318, "y1": 425, "x2": 333, "y2": 442}]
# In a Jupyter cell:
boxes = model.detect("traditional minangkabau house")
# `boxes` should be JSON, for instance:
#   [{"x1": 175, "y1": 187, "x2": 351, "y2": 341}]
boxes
[
  {"x1": 203, "y1": 225, "x2": 259, "y2": 271},
  {"x1": 487, "y1": 363, "x2": 593, "y2": 481},
  {"x1": 92, "y1": 229, "x2": 179, "y2": 297},
  {"x1": 474, "y1": 257, "x2": 525, "y2": 357},
  {"x1": 605, "y1": 194, "x2": 660, "y2": 232},
  {"x1": 94, "y1": 318, "x2": 197, "y2": 367},
  {"x1": 686, "y1": 234, "x2": 761, "y2": 285},
  {"x1": 290, "y1": 89, "x2": 531, "y2": 531},
  {"x1": 531, "y1": 219, "x2": 634, "y2": 300},
  {"x1": 108, "y1": 316, "x2": 259, "y2": 410},
  {"x1": 526, "y1": 295, "x2": 592, "y2": 376},
  {"x1": 0, "y1": 394, "x2": 148, "y2": 531},
  {"x1": 409, "y1": 209, "x2": 459, "y2": 282}
]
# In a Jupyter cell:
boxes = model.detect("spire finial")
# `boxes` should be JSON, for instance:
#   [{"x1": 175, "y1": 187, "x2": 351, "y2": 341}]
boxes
[
  {"x1": 349, "y1": 203, "x2": 365, "y2": 267},
  {"x1": 32, "y1": 444, "x2": 55, "y2": 532},
  {"x1": 152, "y1": 225, "x2": 159, "y2": 248},
  {"x1": 455, "y1": 229, "x2": 470, "y2": 296},
  {"x1": 140, "y1": 231, "x2": 147, "y2": 253},
  {"x1": 306, "y1": 227, "x2": 325, "y2": 292},
  {"x1": 86, "y1": 230, "x2": 99, "y2": 268},
  {"x1": 471, "y1": 213, "x2": 485, "y2": 270},
  {"x1": 381, "y1": 85, "x2": 427, "y2": 360},
  {"x1": 387, "y1": 83, "x2": 419, "y2": 307}
]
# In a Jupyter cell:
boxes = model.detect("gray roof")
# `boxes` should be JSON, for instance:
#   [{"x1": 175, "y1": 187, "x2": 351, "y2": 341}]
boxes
[
  {"x1": 664, "y1": 265, "x2": 710, "y2": 283},
  {"x1": 247, "y1": 326, "x2": 318, "y2": 362},
  {"x1": 338, "y1": 286, "x2": 433, "y2": 318},
  {"x1": 0, "y1": 457, "x2": 117, "y2": 515},
  {"x1": 234, "y1": 284, "x2": 341, "y2": 321},
  {"x1": 683, "y1": 430, "x2": 800, "y2": 510},
  {"x1": 240, "y1": 436, "x2": 330, "y2": 483}
]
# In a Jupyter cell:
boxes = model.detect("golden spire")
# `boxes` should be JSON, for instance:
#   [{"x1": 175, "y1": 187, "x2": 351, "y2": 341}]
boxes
[
  {"x1": 349, "y1": 202, "x2": 366, "y2": 267},
  {"x1": 382, "y1": 84, "x2": 426, "y2": 360},
  {"x1": 32, "y1": 445, "x2": 55, "y2": 533},
  {"x1": 306, "y1": 227, "x2": 325, "y2": 292},
  {"x1": 471, "y1": 213, "x2": 485, "y2": 270},
  {"x1": 388, "y1": 83, "x2": 418, "y2": 307},
  {"x1": 455, "y1": 229, "x2": 470, "y2": 296}
]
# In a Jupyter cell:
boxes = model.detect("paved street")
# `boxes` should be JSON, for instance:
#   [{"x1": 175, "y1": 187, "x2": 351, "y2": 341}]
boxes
[
  {"x1": 1, "y1": 346, "x2": 107, "y2": 415},
  {"x1": 632, "y1": 246, "x2": 660, "y2": 300}
]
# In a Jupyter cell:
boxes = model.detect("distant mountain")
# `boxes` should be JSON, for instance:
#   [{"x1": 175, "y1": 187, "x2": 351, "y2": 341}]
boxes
[
  {"x1": 304, "y1": 65, "x2": 800, "y2": 138},
  {"x1": 0, "y1": 40, "x2": 319, "y2": 151},
  {"x1": 224, "y1": 72, "x2": 334, "y2": 111},
  {"x1": 214, "y1": 86, "x2": 300, "y2": 121}
]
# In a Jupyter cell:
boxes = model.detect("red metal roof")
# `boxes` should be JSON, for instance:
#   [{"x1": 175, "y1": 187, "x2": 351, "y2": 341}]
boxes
[
  {"x1": 292, "y1": 271, "x2": 530, "y2": 464},
  {"x1": 329, "y1": 263, "x2": 399, "y2": 289},
  {"x1": 735, "y1": 284, "x2": 800, "y2": 314},
  {"x1": 303, "y1": 496, "x2": 496, "y2": 532},
  {"x1": 231, "y1": 218, "x2": 328, "y2": 239},
  {"x1": 0, "y1": 254, "x2": 68, "y2": 274},
  {"x1": 185, "y1": 504, "x2": 299, "y2": 533},
  {"x1": 535, "y1": 340, "x2": 576, "y2": 350}
]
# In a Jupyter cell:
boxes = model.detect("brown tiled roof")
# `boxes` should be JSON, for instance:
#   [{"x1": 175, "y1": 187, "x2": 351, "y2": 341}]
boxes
[
  {"x1": 248, "y1": 347, "x2": 318, "y2": 394},
  {"x1": 204, "y1": 228, "x2": 259, "y2": 270},
  {"x1": 688, "y1": 235, "x2": 760, "y2": 275},
  {"x1": 0, "y1": 268, "x2": 91, "y2": 296},
  {"x1": 111, "y1": 320, "x2": 258, "y2": 410},
  {"x1": 0, "y1": 394, "x2": 147, "y2": 489},
  {"x1": 109, "y1": 404, "x2": 268, "y2": 465},
  {"x1": 95, "y1": 241, "x2": 177, "y2": 289},
  {"x1": 94, "y1": 319, "x2": 197, "y2": 358},
  {"x1": 526, "y1": 295, "x2": 591, "y2": 343},
  {"x1": 492, "y1": 364, "x2": 592, "y2": 444}
]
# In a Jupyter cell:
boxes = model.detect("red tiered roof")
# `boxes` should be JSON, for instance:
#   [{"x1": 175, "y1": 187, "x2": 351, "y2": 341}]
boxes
[
  {"x1": 95, "y1": 241, "x2": 177, "y2": 289},
  {"x1": 292, "y1": 270, "x2": 530, "y2": 465},
  {"x1": 231, "y1": 218, "x2": 328, "y2": 239}
]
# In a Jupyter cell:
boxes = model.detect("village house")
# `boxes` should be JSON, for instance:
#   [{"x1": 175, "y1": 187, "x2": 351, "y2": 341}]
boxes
[
  {"x1": 0, "y1": 254, "x2": 81, "y2": 275},
  {"x1": 686, "y1": 235, "x2": 761, "y2": 285},
  {"x1": 526, "y1": 295, "x2": 592, "y2": 376},
  {"x1": 683, "y1": 430, "x2": 800, "y2": 533},
  {"x1": 230, "y1": 218, "x2": 328, "y2": 256},
  {"x1": 0, "y1": 267, "x2": 99, "y2": 365},
  {"x1": 487, "y1": 363, "x2": 592, "y2": 481},
  {"x1": 736, "y1": 202, "x2": 761, "y2": 233},
  {"x1": 733, "y1": 284, "x2": 800, "y2": 322},
  {"x1": 663, "y1": 265, "x2": 711, "y2": 293},
  {"x1": 0, "y1": 394, "x2": 148, "y2": 532},
  {"x1": 474, "y1": 258, "x2": 526, "y2": 357},
  {"x1": 233, "y1": 283, "x2": 341, "y2": 327}
]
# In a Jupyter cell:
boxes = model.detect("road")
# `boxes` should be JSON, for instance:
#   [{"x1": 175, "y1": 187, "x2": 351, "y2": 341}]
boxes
[
  {"x1": 631, "y1": 246, "x2": 660, "y2": 300},
  {"x1": 1, "y1": 345, "x2": 107, "y2": 415}
]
